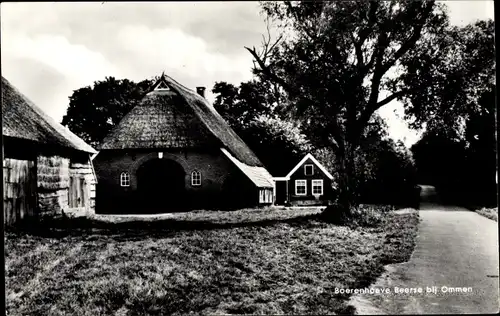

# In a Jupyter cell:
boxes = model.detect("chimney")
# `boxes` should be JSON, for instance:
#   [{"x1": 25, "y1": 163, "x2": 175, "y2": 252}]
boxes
[{"x1": 196, "y1": 87, "x2": 206, "y2": 98}]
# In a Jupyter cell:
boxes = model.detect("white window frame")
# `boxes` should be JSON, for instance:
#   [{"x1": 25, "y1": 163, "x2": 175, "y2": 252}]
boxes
[
  {"x1": 191, "y1": 170, "x2": 201, "y2": 186},
  {"x1": 304, "y1": 164, "x2": 314, "y2": 176},
  {"x1": 295, "y1": 179, "x2": 307, "y2": 196},
  {"x1": 120, "y1": 172, "x2": 130, "y2": 187},
  {"x1": 312, "y1": 179, "x2": 323, "y2": 196},
  {"x1": 154, "y1": 81, "x2": 170, "y2": 91},
  {"x1": 259, "y1": 189, "x2": 273, "y2": 203}
]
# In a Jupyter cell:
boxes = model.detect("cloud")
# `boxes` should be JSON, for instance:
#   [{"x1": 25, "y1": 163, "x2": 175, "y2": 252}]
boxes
[
  {"x1": 442, "y1": 0, "x2": 494, "y2": 25},
  {"x1": 114, "y1": 25, "x2": 254, "y2": 92},
  {"x1": 0, "y1": 1, "x2": 494, "y2": 146},
  {"x1": 3, "y1": 33, "x2": 119, "y2": 82},
  {"x1": 1, "y1": 2, "x2": 265, "y2": 122},
  {"x1": 2, "y1": 29, "x2": 120, "y2": 121}
]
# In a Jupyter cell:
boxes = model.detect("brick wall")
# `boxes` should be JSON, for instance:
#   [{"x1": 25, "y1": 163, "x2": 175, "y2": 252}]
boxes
[{"x1": 93, "y1": 148, "x2": 257, "y2": 213}]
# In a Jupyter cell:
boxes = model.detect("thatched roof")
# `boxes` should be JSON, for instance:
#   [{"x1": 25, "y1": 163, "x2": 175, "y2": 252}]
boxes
[
  {"x1": 100, "y1": 74, "x2": 264, "y2": 167},
  {"x1": 2, "y1": 76, "x2": 96, "y2": 154}
]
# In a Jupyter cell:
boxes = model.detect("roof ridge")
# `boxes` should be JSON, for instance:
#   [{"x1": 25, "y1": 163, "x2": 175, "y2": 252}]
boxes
[
  {"x1": 2, "y1": 76, "x2": 96, "y2": 154},
  {"x1": 99, "y1": 73, "x2": 265, "y2": 167}
]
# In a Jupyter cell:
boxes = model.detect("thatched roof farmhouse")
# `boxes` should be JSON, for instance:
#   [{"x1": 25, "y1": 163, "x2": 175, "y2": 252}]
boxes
[
  {"x1": 2, "y1": 76, "x2": 97, "y2": 225},
  {"x1": 93, "y1": 73, "x2": 274, "y2": 213}
]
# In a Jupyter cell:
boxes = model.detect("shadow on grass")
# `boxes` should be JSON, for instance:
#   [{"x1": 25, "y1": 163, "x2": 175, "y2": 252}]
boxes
[{"x1": 7, "y1": 213, "x2": 325, "y2": 241}]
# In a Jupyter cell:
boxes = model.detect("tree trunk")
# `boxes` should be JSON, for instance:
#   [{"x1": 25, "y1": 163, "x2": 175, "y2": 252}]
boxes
[{"x1": 322, "y1": 138, "x2": 357, "y2": 223}]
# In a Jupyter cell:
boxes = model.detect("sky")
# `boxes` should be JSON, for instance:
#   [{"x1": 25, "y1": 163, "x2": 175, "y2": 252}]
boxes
[{"x1": 1, "y1": 1, "x2": 495, "y2": 148}]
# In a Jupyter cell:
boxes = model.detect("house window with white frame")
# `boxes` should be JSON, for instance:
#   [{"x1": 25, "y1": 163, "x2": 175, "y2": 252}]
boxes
[
  {"x1": 259, "y1": 189, "x2": 273, "y2": 203},
  {"x1": 295, "y1": 179, "x2": 307, "y2": 195},
  {"x1": 312, "y1": 179, "x2": 323, "y2": 195},
  {"x1": 120, "y1": 172, "x2": 130, "y2": 187},
  {"x1": 304, "y1": 164, "x2": 314, "y2": 176},
  {"x1": 191, "y1": 170, "x2": 201, "y2": 186}
]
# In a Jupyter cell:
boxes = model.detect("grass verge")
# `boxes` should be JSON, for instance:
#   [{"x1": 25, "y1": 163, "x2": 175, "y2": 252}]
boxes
[
  {"x1": 474, "y1": 207, "x2": 498, "y2": 221},
  {"x1": 5, "y1": 206, "x2": 419, "y2": 315}
]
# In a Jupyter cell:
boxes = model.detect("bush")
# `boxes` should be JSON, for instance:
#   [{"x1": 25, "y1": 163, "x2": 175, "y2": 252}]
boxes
[{"x1": 321, "y1": 204, "x2": 392, "y2": 228}]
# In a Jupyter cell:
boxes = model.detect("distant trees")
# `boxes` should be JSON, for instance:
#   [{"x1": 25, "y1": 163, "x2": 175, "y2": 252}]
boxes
[
  {"x1": 246, "y1": 1, "x2": 494, "y2": 220},
  {"x1": 411, "y1": 86, "x2": 497, "y2": 208},
  {"x1": 60, "y1": 1, "x2": 494, "y2": 214},
  {"x1": 212, "y1": 80, "x2": 311, "y2": 176},
  {"x1": 213, "y1": 78, "x2": 418, "y2": 207},
  {"x1": 61, "y1": 77, "x2": 153, "y2": 148}
]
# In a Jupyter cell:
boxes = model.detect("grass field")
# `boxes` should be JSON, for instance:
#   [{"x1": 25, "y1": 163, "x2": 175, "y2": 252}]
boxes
[{"x1": 5, "y1": 206, "x2": 419, "y2": 315}]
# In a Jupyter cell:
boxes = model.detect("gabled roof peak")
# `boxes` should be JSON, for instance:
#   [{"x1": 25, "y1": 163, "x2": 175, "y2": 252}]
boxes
[
  {"x1": 99, "y1": 73, "x2": 265, "y2": 167},
  {"x1": 273, "y1": 153, "x2": 334, "y2": 180}
]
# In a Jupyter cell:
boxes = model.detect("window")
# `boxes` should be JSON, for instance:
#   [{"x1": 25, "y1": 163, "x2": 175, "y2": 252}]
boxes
[
  {"x1": 191, "y1": 171, "x2": 201, "y2": 186},
  {"x1": 312, "y1": 179, "x2": 323, "y2": 195},
  {"x1": 267, "y1": 190, "x2": 273, "y2": 203},
  {"x1": 154, "y1": 81, "x2": 170, "y2": 91},
  {"x1": 259, "y1": 189, "x2": 273, "y2": 203},
  {"x1": 304, "y1": 164, "x2": 314, "y2": 176},
  {"x1": 295, "y1": 180, "x2": 307, "y2": 195},
  {"x1": 120, "y1": 172, "x2": 130, "y2": 187}
]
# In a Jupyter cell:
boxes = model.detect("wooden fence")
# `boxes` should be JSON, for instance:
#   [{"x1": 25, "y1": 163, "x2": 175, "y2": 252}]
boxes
[{"x1": 3, "y1": 158, "x2": 37, "y2": 225}]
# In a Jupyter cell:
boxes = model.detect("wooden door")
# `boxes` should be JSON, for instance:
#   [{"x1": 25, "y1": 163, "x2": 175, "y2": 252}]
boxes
[
  {"x1": 69, "y1": 175, "x2": 87, "y2": 208},
  {"x1": 3, "y1": 158, "x2": 36, "y2": 225}
]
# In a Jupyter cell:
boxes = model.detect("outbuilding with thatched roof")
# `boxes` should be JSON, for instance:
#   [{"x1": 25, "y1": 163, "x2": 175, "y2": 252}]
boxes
[
  {"x1": 2, "y1": 76, "x2": 98, "y2": 225},
  {"x1": 93, "y1": 73, "x2": 274, "y2": 213}
]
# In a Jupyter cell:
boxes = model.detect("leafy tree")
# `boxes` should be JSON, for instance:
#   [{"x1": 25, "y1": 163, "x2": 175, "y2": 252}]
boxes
[
  {"x1": 464, "y1": 86, "x2": 497, "y2": 207},
  {"x1": 212, "y1": 80, "x2": 279, "y2": 126},
  {"x1": 412, "y1": 85, "x2": 497, "y2": 207},
  {"x1": 212, "y1": 80, "x2": 311, "y2": 176},
  {"x1": 246, "y1": 1, "x2": 494, "y2": 220},
  {"x1": 62, "y1": 77, "x2": 153, "y2": 148},
  {"x1": 238, "y1": 115, "x2": 312, "y2": 176}
]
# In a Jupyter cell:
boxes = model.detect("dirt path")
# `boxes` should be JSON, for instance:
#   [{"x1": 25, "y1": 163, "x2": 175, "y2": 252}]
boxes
[{"x1": 349, "y1": 187, "x2": 499, "y2": 314}]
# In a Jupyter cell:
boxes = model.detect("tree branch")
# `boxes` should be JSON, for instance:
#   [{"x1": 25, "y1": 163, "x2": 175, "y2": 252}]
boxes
[
  {"x1": 354, "y1": 89, "x2": 408, "y2": 141},
  {"x1": 377, "y1": 90, "x2": 407, "y2": 108},
  {"x1": 244, "y1": 46, "x2": 291, "y2": 92},
  {"x1": 351, "y1": 32, "x2": 364, "y2": 67},
  {"x1": 284, "y1": 1, "x2": 318, "y2": 41},
  {"x1": 380, "y1": 3, "x2": 435, "y2": 74},
  {"x1": 355, "y1": 1, "x2": 379, "y2": 76}
]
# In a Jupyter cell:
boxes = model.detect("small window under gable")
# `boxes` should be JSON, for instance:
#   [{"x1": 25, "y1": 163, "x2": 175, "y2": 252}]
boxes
[
  {"x1": 304, "y1": 164, "x2": 314, "y2": 176},
  {"x1": 191, "y1": 171, "x2": 201, "y2": 186},
  {"x1": 154, "y1": 81, "x2": 170, "y2": 91},
  {"x1": 120, "y1": 172, "x2": 130, "y2": 187}
]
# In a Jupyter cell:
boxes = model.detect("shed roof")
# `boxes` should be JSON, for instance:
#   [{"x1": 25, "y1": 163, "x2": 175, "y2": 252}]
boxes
[
  {"x1": 1, "y1": 76, "x2": 97, "y2": 154},
  {"x1": 100, "y1": 73, "x2": 264, "y2": 167},
  {"x1": 221, "y1": 148, "x2": 273, "y2": 188}
]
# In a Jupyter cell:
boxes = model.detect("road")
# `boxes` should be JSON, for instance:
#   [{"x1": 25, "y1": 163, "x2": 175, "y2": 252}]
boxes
[{"x1": 349, "y1": 185, "x2": 499, "y2": 314}]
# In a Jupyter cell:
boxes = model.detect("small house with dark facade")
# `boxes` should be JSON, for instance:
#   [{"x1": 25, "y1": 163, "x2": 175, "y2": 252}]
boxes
[
  {"x1": 93, "y1": 73, "x2": 274, "y2": 214},
  {"x1": 273, "y1": 153, "x2": 335, "y2": 206},
  {"x1": 2, "y1": 76, "x2": 98, "y2": 225}
]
